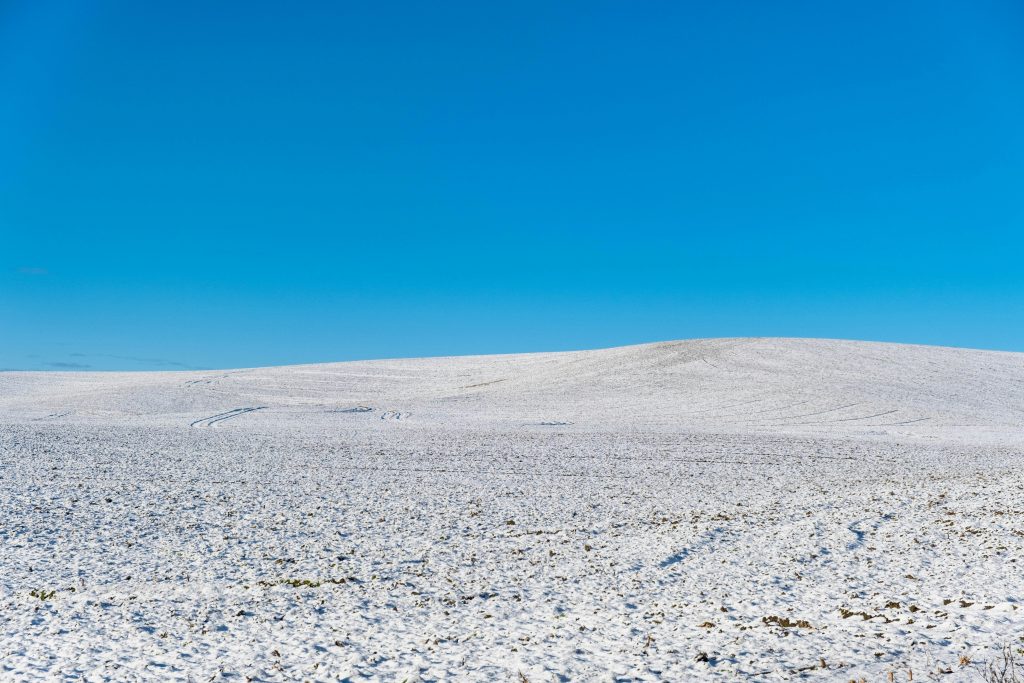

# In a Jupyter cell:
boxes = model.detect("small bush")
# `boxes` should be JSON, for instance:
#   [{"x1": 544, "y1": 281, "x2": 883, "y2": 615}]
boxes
[{"x1": 985, "y1": 644, "x2": 1022, "y2": 683}]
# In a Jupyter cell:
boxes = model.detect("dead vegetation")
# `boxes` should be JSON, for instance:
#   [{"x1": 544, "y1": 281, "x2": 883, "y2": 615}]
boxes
[{"x1": 985, "y1": 644, "x2": 1022, "y2": 683}]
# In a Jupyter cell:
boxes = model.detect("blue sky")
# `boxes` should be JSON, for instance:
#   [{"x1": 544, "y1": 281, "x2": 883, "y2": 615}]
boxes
[{"x1": 2, "y1": 1, "x2": 1023, "y2": 370}]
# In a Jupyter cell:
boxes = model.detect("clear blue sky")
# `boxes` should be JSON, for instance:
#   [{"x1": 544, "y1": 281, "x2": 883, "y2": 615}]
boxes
[{"x1": 2, "y1": 1, "x2": 1023, "y2": 370}]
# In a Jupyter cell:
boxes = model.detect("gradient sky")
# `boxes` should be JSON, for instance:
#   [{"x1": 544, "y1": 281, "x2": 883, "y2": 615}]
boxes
[{"x1": 3, "y1": 1, "x2": 1024, "y2": 370}]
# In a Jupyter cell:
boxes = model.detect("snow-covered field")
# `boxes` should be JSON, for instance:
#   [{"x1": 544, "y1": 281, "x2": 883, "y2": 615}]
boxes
[{"x1": 2, "y1": 338, "x2": 1023, "y2": 681}]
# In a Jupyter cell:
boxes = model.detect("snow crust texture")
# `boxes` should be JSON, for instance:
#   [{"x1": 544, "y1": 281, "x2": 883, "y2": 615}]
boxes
[{"x1": 1, "y1": 338, "x2": 1023, "y2": 681}]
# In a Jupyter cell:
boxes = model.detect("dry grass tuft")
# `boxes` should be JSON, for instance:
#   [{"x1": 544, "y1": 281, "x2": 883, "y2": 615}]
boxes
[{"x1": 985, "y1": 644, "x2": 1022, "y2": 683}]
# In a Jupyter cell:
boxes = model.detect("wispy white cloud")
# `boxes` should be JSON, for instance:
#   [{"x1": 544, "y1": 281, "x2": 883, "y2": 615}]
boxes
[{"x1": 70, "y1": 353, "x2": 199, "y2": 370}]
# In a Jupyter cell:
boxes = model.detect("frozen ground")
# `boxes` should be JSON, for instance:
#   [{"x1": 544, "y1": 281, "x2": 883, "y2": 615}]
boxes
[{"x1": 1, "y1": 337, "x2": 1023, "y2": 681}]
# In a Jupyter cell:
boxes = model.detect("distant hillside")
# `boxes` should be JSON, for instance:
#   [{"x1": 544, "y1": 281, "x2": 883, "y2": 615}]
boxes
[{"x1": 3, "y1": 338, "x2": 1023, "y2": 443}]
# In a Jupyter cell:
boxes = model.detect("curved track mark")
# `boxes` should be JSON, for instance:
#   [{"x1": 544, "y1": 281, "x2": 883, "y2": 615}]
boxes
[
  {"x1": 463, "y1": 378, "x2": 508, "y2": 389},
  {"x1": 877, "y1": 416, "x2": 931, "y2": 426},
  {"x1": 747, "y1": 402, "x2": 862, "y2": 423},
  {"x1": 190, "y1": 407, "x2": 265, "y2": 428},
  {"x1": 678, "y1": 396, "x2": 770, "y2": 416},
  {"x1": 33, "y1": 411, "x2": 71, "y2": 421},
  {"x1": 711, "y1": 400, "x2": 813, "y2": 423},
  {"x1": 777, "y1": 409, "x2": 900, "y2": 426}
]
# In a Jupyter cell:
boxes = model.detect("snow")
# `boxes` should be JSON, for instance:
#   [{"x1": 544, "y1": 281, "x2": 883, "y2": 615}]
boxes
[{"x1": 1, "y1": 337, "x2": 1022, "y2": 681}]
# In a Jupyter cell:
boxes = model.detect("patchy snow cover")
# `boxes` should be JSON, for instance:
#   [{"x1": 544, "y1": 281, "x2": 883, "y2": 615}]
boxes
[{"x1": 1, "y1": 337, "x2": 1022, "y2": 681}]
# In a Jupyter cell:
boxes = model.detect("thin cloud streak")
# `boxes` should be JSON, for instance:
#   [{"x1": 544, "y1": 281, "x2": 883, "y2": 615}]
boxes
[{"x1": 70, "y1": 353, "x2": 199, "y2": 370}]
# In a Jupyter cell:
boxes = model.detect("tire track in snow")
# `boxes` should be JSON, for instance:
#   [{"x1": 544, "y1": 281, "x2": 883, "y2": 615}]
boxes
[
  {"x1": 33, "y1": 411, "x2": 71, "y2": 421},
  {"x1": 183, "y1": 373, "x2": 234, "y2": 387},
  {"x1": 756, "y1": 402, "x2": 863, "y2": 422},
  {"x1": 778, "y1": 409, "x2": 901, "y2": 426},
  {"x1": 876, "y1": 417, "x2": 931, "y2": 426},
  {"x1": 678, "y1": 396, "x2": 770, "y2": 415},
  {"x1": 711, "y1": 400, "x2": 814, "y2": 423},
  {"x1": 189, "y1": 407, "x2": 265, "y2": 428},
  {"x1": 462, "y1": 378, "x2": 507, "y2": 389}
]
